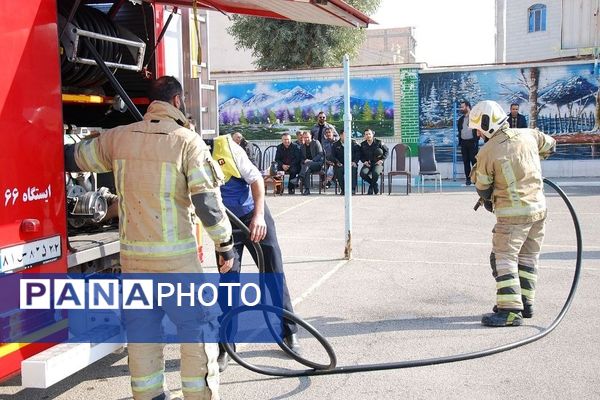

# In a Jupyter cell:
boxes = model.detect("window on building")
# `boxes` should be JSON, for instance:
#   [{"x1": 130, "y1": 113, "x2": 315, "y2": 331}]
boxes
[{"x1": 528, "y1": 4, "x2": 547, "y2": 32}]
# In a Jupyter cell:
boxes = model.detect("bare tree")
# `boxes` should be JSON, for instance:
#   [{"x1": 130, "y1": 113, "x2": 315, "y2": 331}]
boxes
[
  {"x1": 499, "y1": 67, "x2": 543, "y2": 126},
  {"x1": 594, "y1": 87, "x2": 600, "y2": 131},
  {"x1": 524, "y1": 67, "x2": 540, "y2": 128}
]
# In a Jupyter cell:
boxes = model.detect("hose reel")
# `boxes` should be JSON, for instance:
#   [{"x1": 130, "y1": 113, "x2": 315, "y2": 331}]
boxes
[{"x1": 58, "y1": 1, "x2": 146, "y2": 88}]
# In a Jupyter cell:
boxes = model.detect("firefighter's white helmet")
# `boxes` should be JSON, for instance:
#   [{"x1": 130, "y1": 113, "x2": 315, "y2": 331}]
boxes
[{"x1": 468, "y1": 100, "x2": 508, "y2": 139}]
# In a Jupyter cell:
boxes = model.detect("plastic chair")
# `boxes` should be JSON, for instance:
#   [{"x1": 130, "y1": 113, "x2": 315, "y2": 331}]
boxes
[
  {"x1": 418, "y1": 145, "x2": 442, "y2": 193},
  {"x1": 251, "y1": 142, "x2": 262, "y2": 169},
  {"x1": 260, "y1": 145, "x2": 280, "y2": 194},
  {"x1": 387, "y1": 143, "x2": 412, "y2": 195},
  {"x1": 261, "y1": 145, "x2": 277, "y2": 171}
]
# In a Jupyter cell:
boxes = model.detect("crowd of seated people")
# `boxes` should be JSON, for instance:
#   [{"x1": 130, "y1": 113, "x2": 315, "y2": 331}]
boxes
[{"x1": 274, "y1": 127, "x2": 389, "y2": 195}]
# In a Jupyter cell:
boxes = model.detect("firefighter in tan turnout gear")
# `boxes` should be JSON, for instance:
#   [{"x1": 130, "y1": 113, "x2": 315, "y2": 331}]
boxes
[
  {"x1": 469, "y1": 100, "x2": 556, "y2": 327},
  {"x1": 65, "y1": 76, "x2": 234, "y2": 400}
]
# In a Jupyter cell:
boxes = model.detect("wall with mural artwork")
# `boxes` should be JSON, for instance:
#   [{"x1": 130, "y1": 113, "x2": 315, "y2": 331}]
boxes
[
  {"x1": 217, "y1": 76, "x2": 395, "y2": 140},
  {"x1": 419, "y1": 61, "x2": 599, "y2": 160}
]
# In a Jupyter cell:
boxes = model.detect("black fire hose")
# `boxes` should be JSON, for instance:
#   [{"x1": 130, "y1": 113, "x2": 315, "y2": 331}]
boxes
[
  {"x1": 220, "y1": 178, "x2": 582, "y2": 377},
  {"x1": 221, "y1": 209, "x2": 337, "y2": 372}
]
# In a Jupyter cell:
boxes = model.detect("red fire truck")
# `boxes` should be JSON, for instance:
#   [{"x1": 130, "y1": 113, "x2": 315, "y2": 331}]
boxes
[{"x1": 0, "y1": 0, "x2": 371, "y2": 388}]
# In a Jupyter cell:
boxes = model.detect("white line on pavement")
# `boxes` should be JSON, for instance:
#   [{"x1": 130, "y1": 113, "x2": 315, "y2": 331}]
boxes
[
  {"x1": 350, "y1": 257, "x2": 599, "y2": 271},
  {"x1": 272, "y1": 197, "x2": 319, "y2": 218},
  {"x1": 291, "y1": 259, "x2": 349, "y2": 307},
  {"x1": 277, "y1": 235, "x2": 599, "y2": 250},
  {"x1": 370, "y1": 238, "x2": 598, "y2": 249}
]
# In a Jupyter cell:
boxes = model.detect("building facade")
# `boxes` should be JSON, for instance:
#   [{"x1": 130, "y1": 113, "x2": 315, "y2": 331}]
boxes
[
  {"x1": 353, "y1": 27, "x2": 416, "y2": 66},
  {"x1": 495, "y1": 0, "x2": 600, "y2": 63}
]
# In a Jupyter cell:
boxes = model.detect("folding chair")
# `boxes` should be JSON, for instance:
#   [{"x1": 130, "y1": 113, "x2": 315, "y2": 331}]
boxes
[
  {"x1": 418, "y1": 145, "x2": 442, "y2": 193},
  {"x1": 388, "y1": 143, "x2": 412, "y2": 195}
]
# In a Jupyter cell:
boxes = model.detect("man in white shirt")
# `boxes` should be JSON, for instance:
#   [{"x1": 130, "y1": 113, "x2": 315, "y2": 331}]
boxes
[{"x1": 210, "y1": 135, "x2": 300, "y2": 372}]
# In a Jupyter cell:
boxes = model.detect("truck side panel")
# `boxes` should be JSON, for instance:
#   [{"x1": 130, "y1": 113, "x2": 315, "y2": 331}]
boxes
[{"x1": 0, "y1": 0, "x2": 68, "y2": 380}]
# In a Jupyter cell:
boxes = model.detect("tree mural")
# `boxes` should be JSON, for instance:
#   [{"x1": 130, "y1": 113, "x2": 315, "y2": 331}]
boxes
[
  {"x1": 595, "y1": 85, "x2": 600, "y2": 131},
  {"x1": 419, "y1": 62, "x2": 599, "y2": 150},
  {"x1": 539, "y1": 76, "x2": 598, "y2": 118},
  {"x1": 294, "y1": 107, "x2": 302, "y2": 123},
  {"x1": 268, "y1": 110, "x2": 276, "y2": 125},
  {"x1": 362, "y1": 101, "x2": 373, "y2": 121},
  {"x1": 376, "y1": 100, "x2": 385, "y2": 121},
  {"x1": 419, "y1": 72, "x2": 483, "y2": 128},
  {"x1": 457, "y1": 73, "x2": 483, "y2": 105},
  {"x1": 239, "y1": 108, "x2": 248, "y2": 125},
  {"x1": 421, "y1": 83, "x2": 441, "y2": 127}
]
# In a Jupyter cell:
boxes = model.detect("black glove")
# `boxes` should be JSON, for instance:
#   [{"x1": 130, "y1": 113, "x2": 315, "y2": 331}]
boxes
[
  {"x1": 483, "y1": 200, "x2": 494, "y2": 213},
  {"x1": 216, "y1": 236, "x2": 235, "y2": 261},
  {"x1": 476, "y1": 187, "x2": 494, "y2": 213},
  {"x1": 217, "y1": 248, "x2": 235, "y2": 261}
]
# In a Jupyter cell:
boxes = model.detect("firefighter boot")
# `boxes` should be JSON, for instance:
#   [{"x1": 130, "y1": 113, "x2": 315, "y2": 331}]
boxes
[
  {"x1": 490, "y1": 259, "x2": 534, "y2": 318},
  {"x1": 217, "y1": 351, "x2": 229, "y2": 373},
  {"x1": 481, "y1": 310, "x2": 523, "y2": 327},
  {"x1": 492, "y1": 301, "x2": 533, "y2": 318},
  {"x1": 217, "y1": 344, "x2": 229, "y2": 372}
]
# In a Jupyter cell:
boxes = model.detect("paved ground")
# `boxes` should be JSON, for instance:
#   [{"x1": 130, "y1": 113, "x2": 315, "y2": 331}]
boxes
[{"x1": 1, "y1": 179, "x2": 599, "y2": 399}]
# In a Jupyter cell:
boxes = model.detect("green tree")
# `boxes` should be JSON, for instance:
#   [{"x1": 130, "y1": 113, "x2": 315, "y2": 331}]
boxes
[
  {"x1": 268, "y1": 110, "x2": 277, "y2": 124},
  {"x1": 294, "y1": 107, "x2": 302, "y2": 122},
  {"x1": 227, "y1": 0, "x2": 381, "y2": 70},
  {"x1": 328, "y1": 105, "x2": 335, "y2": 122},
  {"x1": 239, "y1": 108, "x2": 248, "y2": 125},
  {"x1": 375, "y1": 100, "x2": 385, "y2": 121},
  {"x1": 352, "y1": 104, "x2": 360, "y2": 120},
  {"x1": 361, "y1": 102, "x2": 373, "y2": 121}
]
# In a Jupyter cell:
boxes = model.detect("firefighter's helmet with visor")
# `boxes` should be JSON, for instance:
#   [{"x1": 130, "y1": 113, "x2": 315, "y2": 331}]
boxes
[{"x1": 468, "y1": 100, "x2": 508, "y2": 139}]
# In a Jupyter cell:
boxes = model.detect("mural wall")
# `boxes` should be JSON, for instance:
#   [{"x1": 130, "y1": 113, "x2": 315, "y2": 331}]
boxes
[
  {"x1": 419, "y1": 62, "x2": 599, "y2": 160},
  {"x1": 218, "y1": 77, "x2": 395, "y2": 140}
]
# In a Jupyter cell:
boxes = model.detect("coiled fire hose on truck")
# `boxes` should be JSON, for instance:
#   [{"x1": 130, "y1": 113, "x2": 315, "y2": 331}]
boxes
[{"x1": 220, "y1": 178, "x2": 582, "y2": 377}]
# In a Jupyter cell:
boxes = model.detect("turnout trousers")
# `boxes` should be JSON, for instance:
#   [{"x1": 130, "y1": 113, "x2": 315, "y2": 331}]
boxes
[
  {"x1": 490, "y1": 216, "x2": 546, "y2": 311},
  {"x1": 124, "y1": 263, "x2": 220, "y2": 400}
]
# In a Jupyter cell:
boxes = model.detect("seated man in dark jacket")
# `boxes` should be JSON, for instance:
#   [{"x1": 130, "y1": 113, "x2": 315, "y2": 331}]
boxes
[
  {"x1": 359, "y1": 129, "x2": 389, "y2": 195},
  {"x1": 332, "y1": 130, "x2": 360, "y2": 195},
  {"x1": 274, "y1": 133, "x2": 301, "y2": 194},
  {"x1": 299, "y1": 131, "x2": 324, "y2": 195}
]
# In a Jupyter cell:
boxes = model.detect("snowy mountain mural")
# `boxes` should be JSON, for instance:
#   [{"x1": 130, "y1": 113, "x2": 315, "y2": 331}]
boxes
[
  {"x1": 218, "y1": 77, "x2": 394, "y2": 140},
  {"x1": 419, "y1": 63, "x2": 599, "y2": 150}
]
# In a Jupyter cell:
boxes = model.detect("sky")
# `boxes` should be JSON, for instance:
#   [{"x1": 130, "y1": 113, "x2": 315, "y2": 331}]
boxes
[{"x1": 369, "y1": 0, "x2": 496, "y2": 67}]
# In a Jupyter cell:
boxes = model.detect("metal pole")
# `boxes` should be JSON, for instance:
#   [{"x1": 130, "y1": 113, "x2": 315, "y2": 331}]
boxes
[
  {"x1": 82, "y1": 37, "x2": 143, "y2": 122},
  {"x1": 452, "y1": 99, "x2": 457, "y2": 181},
  {"x1": 343, "y1": 55, "x2": 352, "y2": 260}
]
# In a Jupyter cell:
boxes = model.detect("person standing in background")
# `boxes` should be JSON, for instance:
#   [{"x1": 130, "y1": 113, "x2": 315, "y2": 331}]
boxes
[
  {"x1": 457, "y1": 100, "x2": 479, "y2": 186},
  {"x1": 310, "y1": 111, "x2": 338, "y2": 144},
  {"x1": 507, "y1": 103, "x2": 528, "y2": 128}
]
